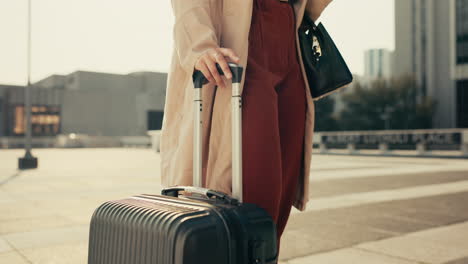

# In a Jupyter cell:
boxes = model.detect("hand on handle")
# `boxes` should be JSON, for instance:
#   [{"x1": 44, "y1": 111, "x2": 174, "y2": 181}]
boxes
[
  {"x1": 194, "y1": 47, "x2": 240, "y2": 89},
  {"x1": 193, "y1": 62, "x2": 244, "y2": 89}
]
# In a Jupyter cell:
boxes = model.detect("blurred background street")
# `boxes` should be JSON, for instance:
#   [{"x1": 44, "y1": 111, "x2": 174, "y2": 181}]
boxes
[
  {"x1": 1, "y1": 0, "x2": 468, "y2": 263},
  {"x1": 1, "y1": 148, "x2": 468, "y2": 264}
]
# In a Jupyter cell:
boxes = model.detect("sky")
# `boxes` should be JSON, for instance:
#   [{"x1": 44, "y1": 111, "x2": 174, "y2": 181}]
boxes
[{"x1": 0, "y1": 0, "x2": 395, "y2": 86}]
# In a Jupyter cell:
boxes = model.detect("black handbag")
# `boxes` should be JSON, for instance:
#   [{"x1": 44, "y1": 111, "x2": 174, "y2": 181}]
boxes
[{"x1": 298, "y1": 13, "x2": 353, "y2": 101}]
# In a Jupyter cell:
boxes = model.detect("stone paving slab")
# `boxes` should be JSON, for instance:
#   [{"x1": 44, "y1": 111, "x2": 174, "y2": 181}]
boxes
[
  {"x1": 309, "y1": 155, "x2": 468, "y2": 182},
  {"x1": 444, "y1": 256, "x2": 468, "y2": 264},
  {"x1": 357, "y1": 222, "x2": 468, "y2": 264},
  {"x1": 0, "y1": 251, "x2": 29, "y2": 264},
  {"x1": 294, "y1": 180, "x2": 468, "y2": 214},
  {"x1": 1, "y1": 149, "x2": 468, "y2": 263},
  {"x1": 0, "y1": 202, "x2": 57, "y2": 222},
  {"x1": 279, "y1": 223, "x2": 390, "y2": 260},
  {"x1": 309, "y1": 170, "x2": 468, "y2": 198},
  {"x1": 0, "y1": 215, "x2": 75, "y2": 235},
  {"x1": 287, "y1": 248, "x2": 420, "y2": 264},
  {"x1": 19, "y1": 242, "x2": 88, "y2": 264},
  {"x1": 0, "y1": 190, "x2": 16, "y2": 204},
  {"x1": 280, "y1": 192, "x2": 468, "y2": 261},
  {"x1": 3, "y1": 225, "x2": 88, "y2": 251},
  {"x1": 314, "y1": 148, "x2": 467, "y2": 159},
  {"x1": 279, "y1": 230, "x2": 340, "y2": 259},
  {"x1": 285, "y1": 221, "x2": 468, "y2": 264},
  {"x1": 0, "y1": 237, "x2": 12, "y2": 253}
]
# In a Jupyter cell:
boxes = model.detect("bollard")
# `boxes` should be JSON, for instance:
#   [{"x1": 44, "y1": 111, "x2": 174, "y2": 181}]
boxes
[
  {"x1": 463, "y1": 131, "x2": 468, "y2": 157},
  {"x1": 416, "y1": 143, "x2": 427, "y2": 155},
  {"x1": 319, "y1": 143, "x2": 327, "y2": 154},
  {"x1": 347, "y1": 143, "x2": 358, "y2": 154},
  {"x1": 462, "y1": 144, "x2": 468, "y2": 157},
  {"x1": 379, "y1": 143, "x2": 390, "y2": 154}
]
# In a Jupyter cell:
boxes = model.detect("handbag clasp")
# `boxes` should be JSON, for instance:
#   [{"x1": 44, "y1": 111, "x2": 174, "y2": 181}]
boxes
[{"x1": 312, "y1": 36, "x2": 322, "y2": 61}]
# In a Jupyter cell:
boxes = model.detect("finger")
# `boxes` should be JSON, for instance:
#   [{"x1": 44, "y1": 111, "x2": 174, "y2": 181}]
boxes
[
  {"x1": 205, "y1": 57, "x2": 224, "y2": 88},
  {"x1": 219, "y1": 48, "x2": 240, "y2": 63},
  {"x1": 215, "y1": 54, "x2": 233, "y2": 80},
  {"x1": 198, "y1": 61, "x2": 215, "y2": 85}
]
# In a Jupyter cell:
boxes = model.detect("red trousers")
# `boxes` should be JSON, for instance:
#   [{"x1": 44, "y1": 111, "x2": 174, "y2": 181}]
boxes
[{"x1": 241, "y1": 0, "x2": 307, "y2": 254}]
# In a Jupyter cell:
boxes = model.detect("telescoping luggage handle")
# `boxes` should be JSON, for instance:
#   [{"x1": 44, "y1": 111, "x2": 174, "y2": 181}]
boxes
[{"x1": 162, "y1": 63, "x2": 244, "y2": 204}]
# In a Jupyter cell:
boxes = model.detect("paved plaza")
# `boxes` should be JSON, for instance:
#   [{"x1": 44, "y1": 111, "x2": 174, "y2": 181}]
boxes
[{"x1": 1, "y1": 148, "x2": 468, "y2": 263}]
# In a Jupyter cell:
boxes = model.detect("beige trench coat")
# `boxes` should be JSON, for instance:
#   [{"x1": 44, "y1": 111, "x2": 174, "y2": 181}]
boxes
[{"x1": 160, "y1": 0, "x2": 316, "y2": 211}]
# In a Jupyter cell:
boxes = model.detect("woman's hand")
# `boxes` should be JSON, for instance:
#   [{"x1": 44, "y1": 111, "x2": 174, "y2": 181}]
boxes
[{"x1": 194, "y1": 47, "x2": 240, "y2": 88}]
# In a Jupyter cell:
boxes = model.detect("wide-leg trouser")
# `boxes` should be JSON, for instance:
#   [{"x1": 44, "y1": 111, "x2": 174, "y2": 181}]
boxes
[{"x1": 241, "y1": 0, "x2": 307, "y2": 254}]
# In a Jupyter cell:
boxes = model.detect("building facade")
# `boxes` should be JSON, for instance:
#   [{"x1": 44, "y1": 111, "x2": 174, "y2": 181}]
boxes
[
  {"x1": 455, "y1": 0, "x2": 468, "y2": 128},
  {"x1": 0, "y1": 84, "x2": 62, "y2": 137},
  {"x1": 394, "y1": 0, "x2": 468, "y2": 128},
  {"x1": 364, "y1": 49, "x2": 394, "y2": 80},
  {"x1": 0, "y1": 70, "x2": 167, "y2": 138}
]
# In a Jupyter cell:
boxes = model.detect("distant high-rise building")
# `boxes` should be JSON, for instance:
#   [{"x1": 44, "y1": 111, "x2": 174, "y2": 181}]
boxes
[
  {"x1": 364, "y1": 49, "x2": 394, "y2": 80},
  {"x1": 394, "y1": 0, "x2": 468, "y2": 128},
  {"x1": 455, "y1": 0, "x2": 468, "y2": 128}
]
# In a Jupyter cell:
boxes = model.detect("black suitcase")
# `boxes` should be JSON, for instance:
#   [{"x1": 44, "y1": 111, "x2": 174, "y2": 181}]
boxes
[{"x1": 88, "y1": 63, "x2": 279, "y2": 264}]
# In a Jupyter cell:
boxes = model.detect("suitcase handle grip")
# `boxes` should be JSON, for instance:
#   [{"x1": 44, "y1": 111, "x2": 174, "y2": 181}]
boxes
[
  {"x1": 161, "y1": 186, "x2": 240, "y2": 205},
  {"x1": 192, "y1": 62, "x2": 244, "y2": 88}
]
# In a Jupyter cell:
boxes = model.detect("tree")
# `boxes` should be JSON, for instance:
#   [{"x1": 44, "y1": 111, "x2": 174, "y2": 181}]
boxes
[
  {"x1": 314, "y1": 94, "x2": 339, "y2": 131},
  {"x1": 337, "y1": 75, "x2": 436, "y2": 131}
]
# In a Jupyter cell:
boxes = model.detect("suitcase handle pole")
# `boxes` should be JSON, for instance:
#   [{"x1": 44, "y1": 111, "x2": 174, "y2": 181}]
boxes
[{"x1": 192, "y1": 62, "x2": 244, "y2": 202}]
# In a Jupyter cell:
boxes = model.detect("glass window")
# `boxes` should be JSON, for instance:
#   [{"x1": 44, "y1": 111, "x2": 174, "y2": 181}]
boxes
[
  {"x1": 13, "y1": 105, "x2": 25, "y2": 135},
  {"x1": 456, "y1": 0, "x2": 468, "y2": 64},
  {"x1": 456, "y1": 80, "x2": 468, "y2": 128},
  {"x1": 12, "y1": 104, "x2": 61, "y2": 136}
]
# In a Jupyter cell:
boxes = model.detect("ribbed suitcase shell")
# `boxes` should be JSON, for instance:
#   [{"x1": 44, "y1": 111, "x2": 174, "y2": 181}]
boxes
[{"x1": 88, "y1": 194, "x2": 278, "y2": 264}]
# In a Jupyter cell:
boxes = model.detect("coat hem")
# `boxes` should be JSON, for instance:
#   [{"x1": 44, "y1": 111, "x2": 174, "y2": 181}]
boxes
[{"x1": 293, "y1": 199, "x2": 307, "y2": 211}]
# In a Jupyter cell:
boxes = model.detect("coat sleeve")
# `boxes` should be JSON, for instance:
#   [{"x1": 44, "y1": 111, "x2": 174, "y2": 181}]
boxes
[{"x1": 171, "y1": 0, "x2": 223, "y2": 74}]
